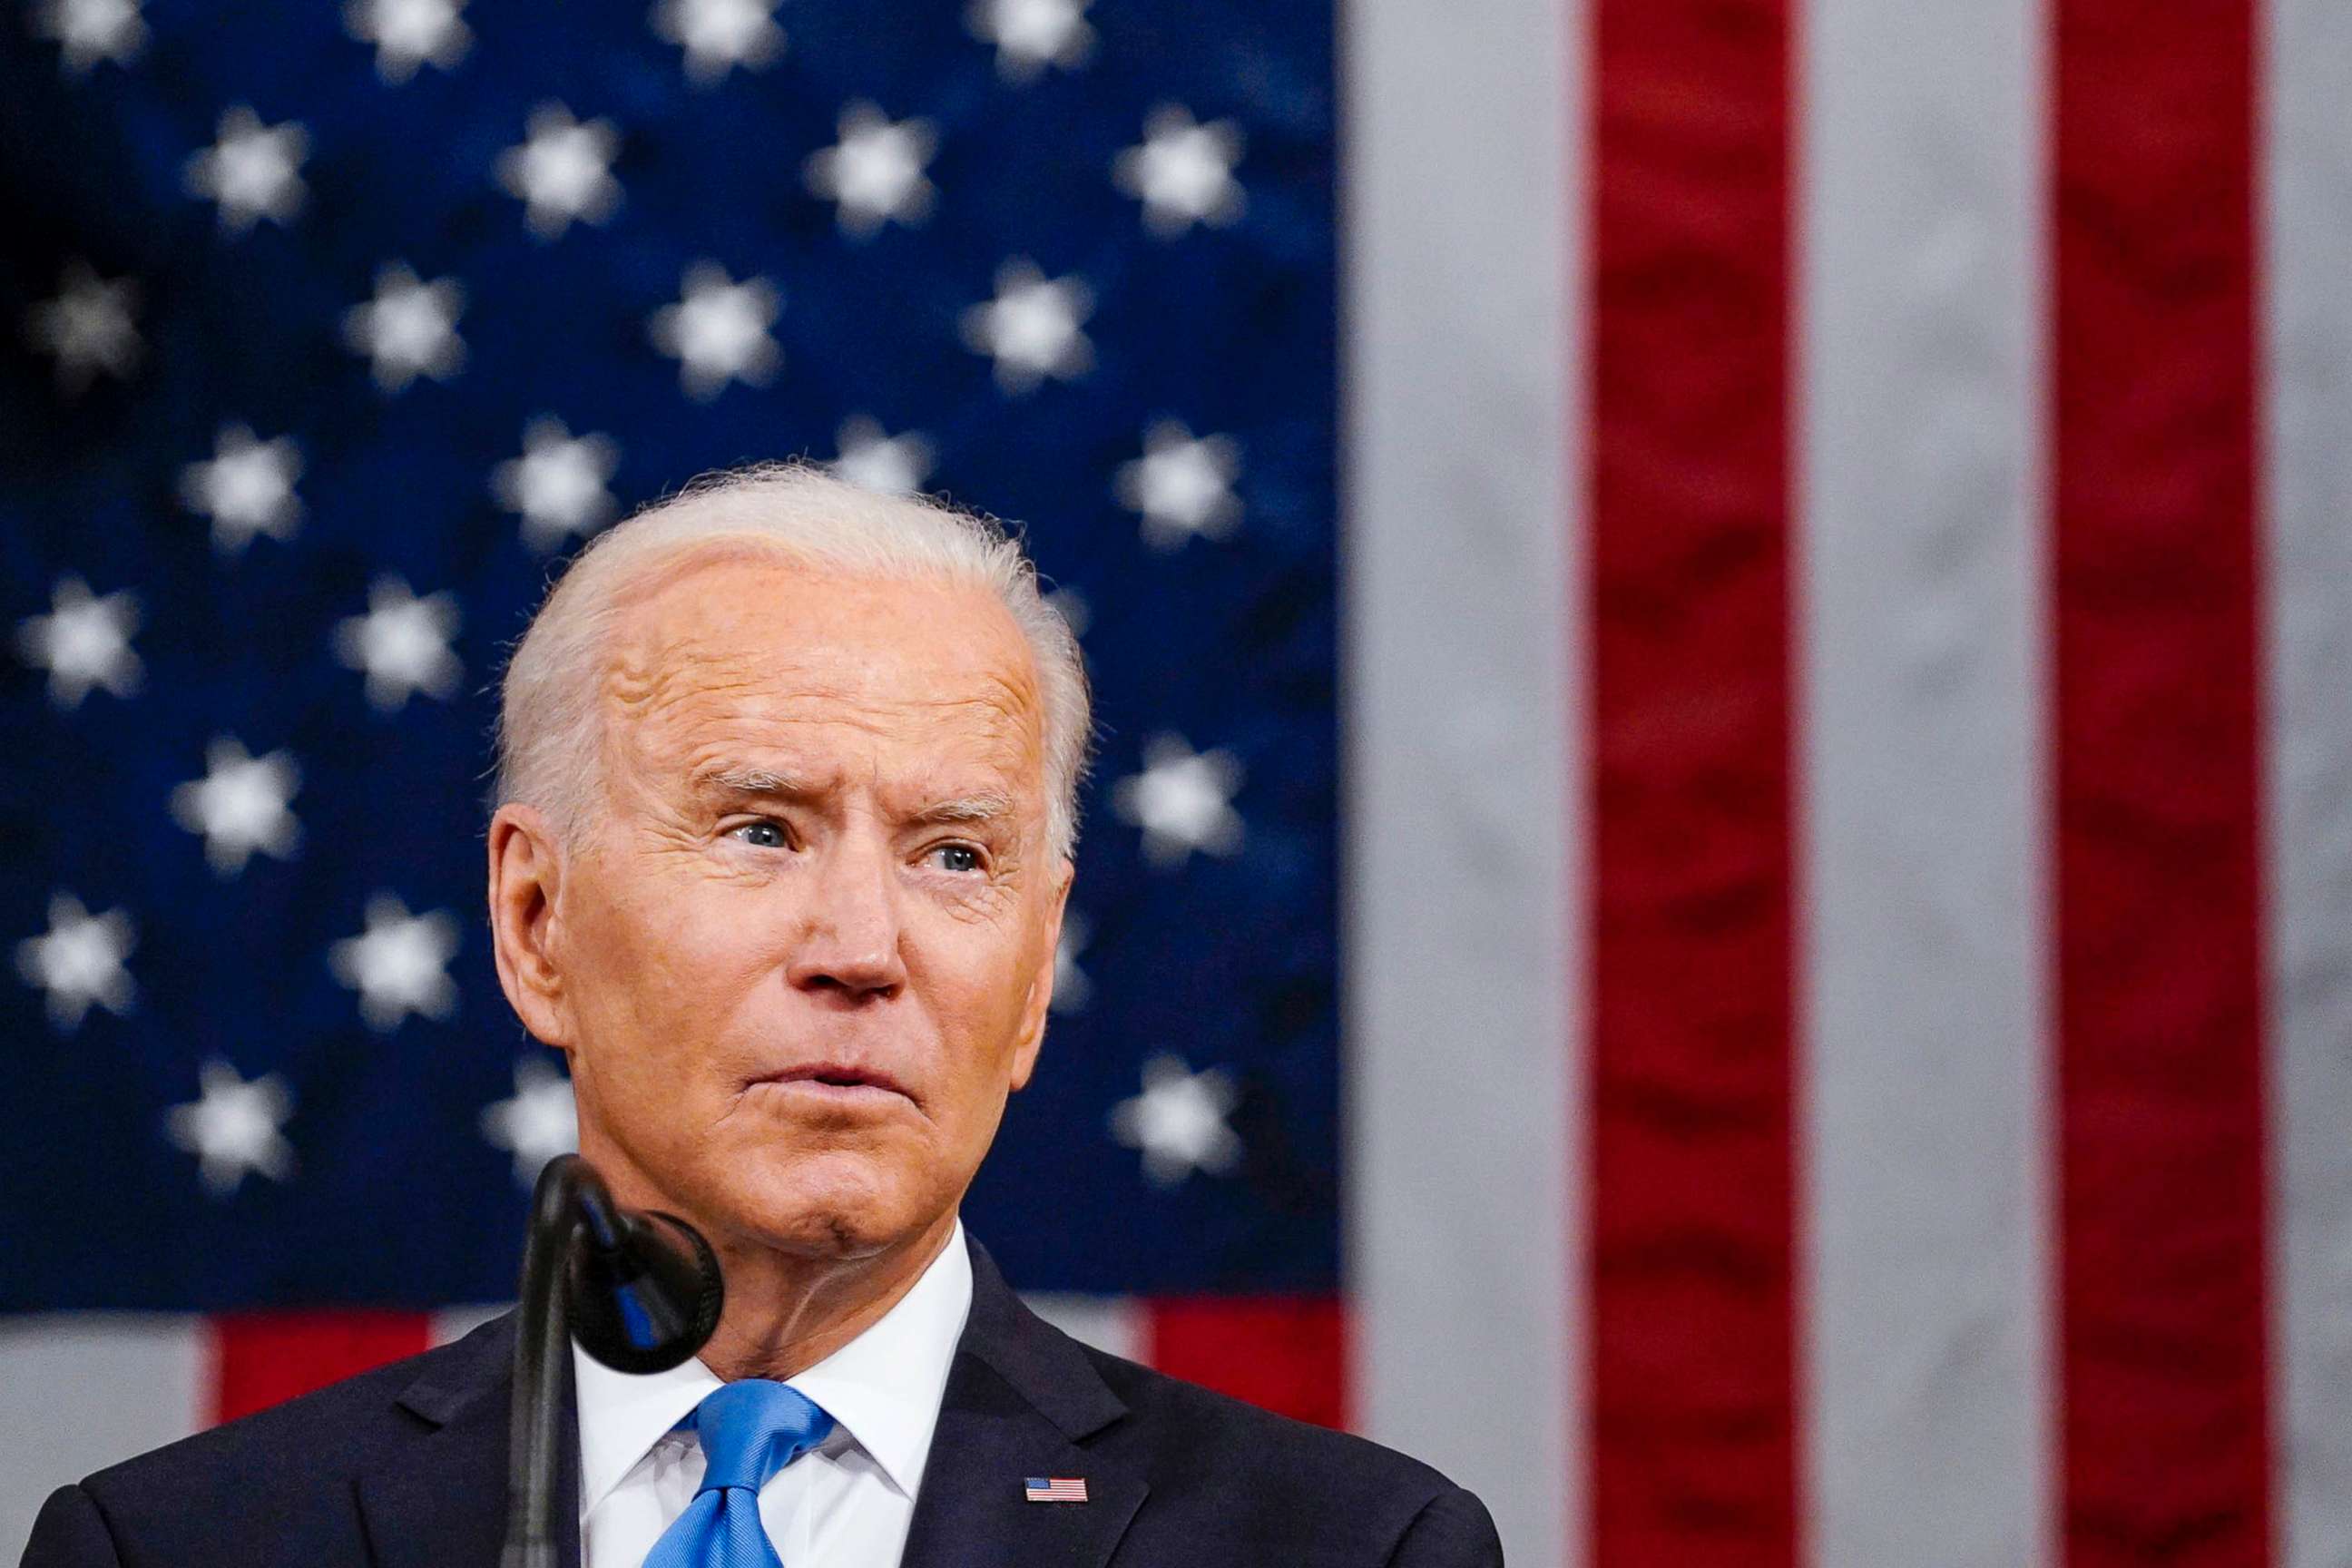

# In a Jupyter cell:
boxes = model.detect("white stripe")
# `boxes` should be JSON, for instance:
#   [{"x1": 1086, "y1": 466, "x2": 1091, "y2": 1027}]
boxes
[
  {"x1": 0, "y1": 1315, "x2": 207, "y2": 1563},
  {"x1": 1019, "y1": 1294, "x2": 1145, "y2": 1364},
  {"x1": 2263, "y1": 0, "x2": 2352, "y2": 1560},
  {"x1": 1796, "y1": 0, "x2": 2051, "y2": 1561},
  {"x1": 1339, "y1": 0, "x2": 1578, "y2": 1559}
]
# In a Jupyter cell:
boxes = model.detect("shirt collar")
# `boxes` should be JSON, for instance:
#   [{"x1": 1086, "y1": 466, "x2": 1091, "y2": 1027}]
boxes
[
  {"x1": 573, "y1": 1334, "x2": 717, "y2": 1520},
  {"x1": 572, "y1": 1215, "x2": 974, "y2": 1518}
]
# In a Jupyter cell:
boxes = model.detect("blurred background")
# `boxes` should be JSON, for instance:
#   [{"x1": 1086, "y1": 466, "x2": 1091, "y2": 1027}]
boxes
[{"x1": 5, "y1": 0, "x2": 2349, "y2": 1566}]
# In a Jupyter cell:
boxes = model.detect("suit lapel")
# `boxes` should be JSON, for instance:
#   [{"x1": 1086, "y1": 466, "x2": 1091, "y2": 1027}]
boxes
[
  {"x1": 897, "y1": 1240, "x2": 1147, "y2": 1568},
  {"x1": 348, "y1": 1239, "x2": 1137, "y2": 1567},
  {"x1": 354, "y1": 1311, "x2": 583, "y2": 1568}
]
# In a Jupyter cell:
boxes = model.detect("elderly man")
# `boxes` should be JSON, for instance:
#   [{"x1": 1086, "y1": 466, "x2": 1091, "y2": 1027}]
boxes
[{"x1": 22, "y1": 466, "x2": 1502, "y2": 1568}]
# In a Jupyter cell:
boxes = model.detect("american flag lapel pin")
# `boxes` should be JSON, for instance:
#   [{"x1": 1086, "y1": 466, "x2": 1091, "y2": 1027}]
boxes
[{"x1": 1024, "y1": 1475, "x2": 1089, "y2": 1504}]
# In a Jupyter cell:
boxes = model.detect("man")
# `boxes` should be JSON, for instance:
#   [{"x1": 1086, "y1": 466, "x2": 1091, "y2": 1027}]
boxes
[{"x1": 22, "y1": 466, "x2": 1502, "y2": 1567}]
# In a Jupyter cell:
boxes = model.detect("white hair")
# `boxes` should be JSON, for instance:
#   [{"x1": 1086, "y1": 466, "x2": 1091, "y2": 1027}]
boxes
[{"x1": 490, "y1": 461, "x2": 1093, "y2": 861}]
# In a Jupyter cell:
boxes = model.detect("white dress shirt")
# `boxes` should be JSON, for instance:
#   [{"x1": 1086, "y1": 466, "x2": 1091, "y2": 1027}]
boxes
[{"x1": 572, "y1": 1216, "x2": 973, "y2": 1568}]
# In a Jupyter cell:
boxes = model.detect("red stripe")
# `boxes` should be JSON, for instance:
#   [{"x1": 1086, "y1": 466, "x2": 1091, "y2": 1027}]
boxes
[
  {"x1": 2050, "y1": 0, "x2": 2270, "y2": 1562},
  {"x1": 1143, "y1": 1297, "x2": 1346, "y2": 1431},
  {"x1": 208, "y1": 1310, "x2": 435, "y2": 1426},
  {"x1": 1586, "y1": 0, "x2": 1798, "y2": 1559}
]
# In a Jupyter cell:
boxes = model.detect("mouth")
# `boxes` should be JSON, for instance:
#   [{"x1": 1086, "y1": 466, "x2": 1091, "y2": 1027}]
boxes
[{"x1": 745, "y1": 1062, "x2": 916, "y2": 1107}]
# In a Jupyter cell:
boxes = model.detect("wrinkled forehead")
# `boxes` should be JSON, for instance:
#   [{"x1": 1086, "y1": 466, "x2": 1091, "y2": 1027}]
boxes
[{"x1": 597, "y1": 555, "x2": 1048, "y2": 808}]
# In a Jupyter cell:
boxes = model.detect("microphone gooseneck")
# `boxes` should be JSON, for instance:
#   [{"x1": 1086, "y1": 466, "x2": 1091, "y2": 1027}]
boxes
[
  {"x1": 503, "y1": 1153, "x2": 725, "y2": 1568},
  {"x1": 567, "y1": 1177, "x2": 727, "y2": 1374}
]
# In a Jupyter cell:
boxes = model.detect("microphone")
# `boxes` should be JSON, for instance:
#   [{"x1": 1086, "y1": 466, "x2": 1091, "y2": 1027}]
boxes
[
  {"x1": 504, "y1": 1153, "x2": 725, "y2": 1568},
  {"x1": 565, "y1": 1171, "x2": 726, "y2": 1374}
]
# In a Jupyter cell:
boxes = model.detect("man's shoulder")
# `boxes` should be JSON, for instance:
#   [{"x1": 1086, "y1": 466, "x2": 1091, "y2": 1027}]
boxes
[
  {"x1": 962, "y1": 1236, "x2": 1502, "y2": 1564},
  {"x1": 83, "y1": 1327, "x2": 471, "y2": 1497},
  {"x1": 1060, "y1": 1338, "x2": 1501, "y2": 1563},
  {"x1": 1076, "y1": 1340, "x2": 1437, "y2": 1488},
  {"x1": 45, "y1": 1318, "x2": 504, "y2": 1563}
]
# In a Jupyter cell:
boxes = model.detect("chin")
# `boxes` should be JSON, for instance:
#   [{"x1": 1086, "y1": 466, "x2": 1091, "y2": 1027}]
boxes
[{"x1": 710, "y1": 1145, "x2": 940, "y2": 1260}]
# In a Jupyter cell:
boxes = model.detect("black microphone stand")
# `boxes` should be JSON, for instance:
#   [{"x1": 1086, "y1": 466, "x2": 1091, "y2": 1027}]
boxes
[{"x1": 503, "y1": 1154, "x2": 725, "y2": 1568}]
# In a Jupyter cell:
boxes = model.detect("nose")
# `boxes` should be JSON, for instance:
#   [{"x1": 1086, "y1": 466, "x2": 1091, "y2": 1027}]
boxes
[{"x1": 783, "y1": 828, "x2": 908, "y2": 1001}]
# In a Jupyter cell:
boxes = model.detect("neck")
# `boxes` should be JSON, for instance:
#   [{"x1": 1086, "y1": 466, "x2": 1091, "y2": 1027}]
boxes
[
  {"x1": 569, "y1": 1115, "x2": 965, "y2": 1382},
  {"x1": 691, "y1": 1207, "x2": 959, "y2": 1383}
]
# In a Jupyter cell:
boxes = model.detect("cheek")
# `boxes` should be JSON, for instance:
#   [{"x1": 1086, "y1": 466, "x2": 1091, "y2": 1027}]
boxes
[
  {"x1": 922, "y1": 936, "x2": 1039, "y2": 1083},
  {"x1": 916, "y1": 921, "x2": 1030, "y2": 1020},
  {"x1": 574, "y1": 897, "x2": 767, "y2": 1068}
]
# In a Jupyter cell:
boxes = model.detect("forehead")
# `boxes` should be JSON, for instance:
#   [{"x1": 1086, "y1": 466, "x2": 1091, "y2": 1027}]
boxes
[{"x1": 601, "y1": 554, "x2": 1046, "y2": 795}]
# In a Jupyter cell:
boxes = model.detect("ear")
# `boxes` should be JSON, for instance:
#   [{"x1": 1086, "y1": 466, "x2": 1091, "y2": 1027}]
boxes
[
  {"x1": 1007, "y1": 858, "x2": 1075, "y2": 1094},
  {"x1": 486, "y1": 802, "x2": 574, "y2": 1049}
]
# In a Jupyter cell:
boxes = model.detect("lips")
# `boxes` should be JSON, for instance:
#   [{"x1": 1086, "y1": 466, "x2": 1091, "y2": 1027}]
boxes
[{"x1": 748, "y1": 1062, "x2": 915, "y2": 1102}]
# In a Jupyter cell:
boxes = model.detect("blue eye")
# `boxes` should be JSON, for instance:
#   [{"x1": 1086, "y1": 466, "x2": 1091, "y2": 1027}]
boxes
[
  {"x1": 730, "y1": 820, "x2": 788, "y2": 849},
  {"x1": 933, "y1": 844, "x2": 982, "y2": 873}
]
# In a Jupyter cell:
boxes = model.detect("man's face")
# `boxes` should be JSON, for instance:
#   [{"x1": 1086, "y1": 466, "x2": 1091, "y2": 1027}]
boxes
[{"x1": 511, "y1": 554, "x2": 1068, "y2": 1261}]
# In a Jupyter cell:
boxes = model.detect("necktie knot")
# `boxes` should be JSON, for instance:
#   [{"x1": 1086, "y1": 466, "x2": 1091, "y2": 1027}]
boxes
[
  {"x1": 687, "y1": 1379, "x2": 835, "y2": 1496},
  {"x1": 642, "y1": 1380, "x2": 833, "y2": 1568}
]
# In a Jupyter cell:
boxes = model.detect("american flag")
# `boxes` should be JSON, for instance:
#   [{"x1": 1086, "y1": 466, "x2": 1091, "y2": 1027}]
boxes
[
  {"x1": 2, "y1": 0, "x2": 1340, "y2": 1554},
  {"x1": 8, "y1": 0, "x2": 2352, "y2": 1566},
  {"x1": 1023, "y1": 1475, "x2": 1089, "y2": 1504}
]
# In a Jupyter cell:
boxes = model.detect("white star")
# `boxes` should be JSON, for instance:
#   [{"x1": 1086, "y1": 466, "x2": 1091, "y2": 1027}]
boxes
[
  {"x1": 831, "y1": 416, "x2": 933, "y2": 495},
  {"x1": 650, "y1": 262, "x2": 779, "y2": 400},
  {"x1": 1051, "y1": 910, "x2": 1091, "y2": 1014},
  {"x1": 343, "y1": 262, "x2": 466, "y2": 393},
  {"x1": 1112, "y1": 733, "x2": 1245, "y2": 868},
  {"x1": 24, "y1": 260, "x2": 141, "y2": 393},
  {"x1": 182, "y1": 107, "x2": 308, "y2": 234},
  {"x1": 652, "y1": 0, "x2": 783, "y2": 83},
  {"x1": 803, "y1": 103, "x2": 936, "y2": 238},
  {"x1": 480, "y1": 1058, "x2": 578, "y2": 1188},
  {"x1": 1116, "y1": 420, "x2": 1242, "y2": 549},
  {"x1": 495, "y1": 103, "x2": 622, "y2": 240},
  {"x1": 1113, "y1": 105, "x2": 1245, "y2": 238},
  {"x1": 169, "y1": 736, "x2": 301, "y2": 877},
  {"x1": 14, "y1": 892, "x2": 135, "y2": 1033},
  {"x1": 1109, "y1": 1054, "x2": 1241, "y2": 1187},
  {"x1": 960, "y1": 260, "x2": 1093, "y2": 395},
  {"x1": 30, "y1": 0, "x2": 145, "y2": 73},
  {"x1": 965, "y1": 0, "x2": 1092, "y2": 82},
  {"x1": 164, "y1": 1060, "x2": 296, "y2": 1199},
  {"x1": 493, "y1": 416, "x2": 622, "y2": 552},
  {"x1": 328, "y1": 892, "x2": 460, "y2": 1033},
  {"x1": 332, "y1": 575, "x2": 461, "y2": 712},
  {"x1": 178, "y1": 423, "x2": 303, "y2": 553},
  {"x1": 344, "y1": 0, "x2": 470, "y2": 83},
  {"x1": 15, "y1": 576, "x2": 142, "y2": 709}
]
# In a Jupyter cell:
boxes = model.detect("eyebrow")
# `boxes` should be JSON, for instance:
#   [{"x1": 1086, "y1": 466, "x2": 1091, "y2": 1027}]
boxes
[
  {"x1": 910, "y1": 793, "x2": 1015, "y2": 829},
  {"x1": 691, "y1": 765, "x2": 1014, "y2": 830},
  {"x1": 692, "y1": 764, "x2": 821, "y2": 799}
]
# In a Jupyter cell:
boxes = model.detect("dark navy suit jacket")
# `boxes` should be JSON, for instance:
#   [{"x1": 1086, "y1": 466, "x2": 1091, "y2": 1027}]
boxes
[{"x1": 21, "y1": 1235, "x2": 1504, "y2": 1566}]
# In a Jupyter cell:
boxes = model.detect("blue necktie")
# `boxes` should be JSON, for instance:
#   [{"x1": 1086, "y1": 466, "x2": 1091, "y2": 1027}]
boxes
[{"x1": 641, "y1": 1380, "x2": 836, "y2": 1568}]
